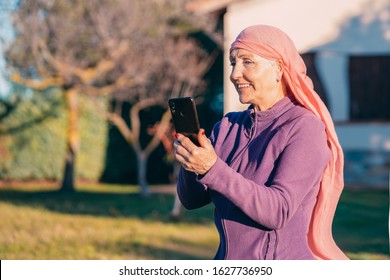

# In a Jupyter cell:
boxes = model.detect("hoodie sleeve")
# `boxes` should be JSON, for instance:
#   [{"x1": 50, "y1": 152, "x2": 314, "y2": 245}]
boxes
[
  {"x1": 177, "y1": 168, "x2": 211, "y2": 210},
  {"x1": 175, "y1": 119, "x2": 223, "y2": 210}
]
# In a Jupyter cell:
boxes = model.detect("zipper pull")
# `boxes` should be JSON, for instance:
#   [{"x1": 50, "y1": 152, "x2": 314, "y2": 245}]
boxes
[{"x1": 249, "y1": 115, "x2": 255, "y2": 139}]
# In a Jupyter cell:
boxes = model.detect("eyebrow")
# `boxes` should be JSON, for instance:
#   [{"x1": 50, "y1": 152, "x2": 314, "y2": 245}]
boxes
[{"x1": 230, "y1": 52, "x2": 255, "y2": 61}]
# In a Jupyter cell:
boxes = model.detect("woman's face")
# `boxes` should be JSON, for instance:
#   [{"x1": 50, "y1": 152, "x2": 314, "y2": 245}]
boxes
[{"x1": 229, "y1": 48, "x2": 283, "y2": 111}]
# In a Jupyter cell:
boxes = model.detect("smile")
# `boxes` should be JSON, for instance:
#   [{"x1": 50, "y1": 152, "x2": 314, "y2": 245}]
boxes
[{"x1": 237, "y1": 83, "x2": 251, "y2": 88}]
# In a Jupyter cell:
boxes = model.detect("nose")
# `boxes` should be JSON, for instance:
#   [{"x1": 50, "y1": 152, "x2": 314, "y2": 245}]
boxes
[{"x1": 230, "y1": 64, "x2": 242, "y2": 83}]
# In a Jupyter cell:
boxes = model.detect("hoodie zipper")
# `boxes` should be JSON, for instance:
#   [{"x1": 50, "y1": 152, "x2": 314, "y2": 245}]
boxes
[
  {"x1": 221, "y1": 113, "x2": 280, "y2": 260},
  {"x1": 273, "y1": 230, "x2": 279, "y2": 259},
  {"x1": 222, "y1": 114, "x2": 256, "y2": 259},
  {"x1": 229, "y1": 113, "x2": 256, "y2": 167}
]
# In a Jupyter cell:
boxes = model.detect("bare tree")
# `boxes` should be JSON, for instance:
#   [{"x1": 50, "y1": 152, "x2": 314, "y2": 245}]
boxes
[
  {"x1": 5, "y1": 0, "x2": 218, "y2": 194},
  {"x1": 105, "y1": 35, "x2": 216, "y2": 196}
]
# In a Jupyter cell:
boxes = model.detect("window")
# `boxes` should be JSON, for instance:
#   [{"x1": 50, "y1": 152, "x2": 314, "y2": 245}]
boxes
[
  {"x1": 301, "y1": 52, "x2": 329, "y2": 107},
  {"x1": 349, "y1": 56, "x2": 390, "y2": 121}
]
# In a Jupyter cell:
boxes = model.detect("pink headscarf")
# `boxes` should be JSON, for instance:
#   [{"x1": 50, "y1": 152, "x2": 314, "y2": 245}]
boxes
[{"x1": 231, "y1": 25, "x2": 348, "y2": 260}]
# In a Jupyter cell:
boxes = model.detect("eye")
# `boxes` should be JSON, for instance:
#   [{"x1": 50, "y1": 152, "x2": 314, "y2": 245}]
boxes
[
  {"x1": 243, "y1": 59, "x2": 254, "y2": 65},
  {"x1": 230, "y1": 61, "x2": 236, "y2": 67}
]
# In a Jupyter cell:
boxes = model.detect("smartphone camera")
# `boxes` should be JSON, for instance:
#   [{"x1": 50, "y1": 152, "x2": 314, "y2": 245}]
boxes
[{"x1": 169, "y1": 101, "x2": 176, "y2": 113}]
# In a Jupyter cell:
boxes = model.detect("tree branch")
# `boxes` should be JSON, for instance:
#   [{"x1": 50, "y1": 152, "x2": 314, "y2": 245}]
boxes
[
  {"x1": 11, "y1": 72, "x2": 63, "y2": 90},
  {"x1": 81, "y1": 75, "x2": 137, "y2": 96},
  {"x1": 129, "y1": 98, "x2": 163, "y2": 141},
  {"x1": 106, "y1": 112, "x2": 136, "y2": 146},
  {"x1": 144, "y1": 109, "x2": 172, "y2": 157}
]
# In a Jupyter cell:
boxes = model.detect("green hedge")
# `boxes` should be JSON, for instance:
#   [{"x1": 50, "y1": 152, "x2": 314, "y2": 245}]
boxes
[
  {"x1": 0, "y1": 90, "x2": 107, "y2": 181},
  {"x1": 0, "y1": 88, "x2": 221, "y2": 184}
]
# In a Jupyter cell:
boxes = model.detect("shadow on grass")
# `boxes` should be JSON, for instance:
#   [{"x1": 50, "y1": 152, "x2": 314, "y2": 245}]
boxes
[
  {"x1": 333, "y1": 187, "x2": 389, "y2": 259},
  {"x1": 0, "y1": 189, "x2": 213, "y2": 225},
  {"x1": 0, "y1": 186, "x2": 388, "y2": 259},
  {"x1": 111, "y1": 239, "x2": 209, "y2": 260}
]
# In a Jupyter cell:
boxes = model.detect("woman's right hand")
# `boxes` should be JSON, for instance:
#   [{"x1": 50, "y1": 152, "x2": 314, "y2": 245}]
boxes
[{"x1": 173, "y1": 129, "x2": 217, "y2": 175}]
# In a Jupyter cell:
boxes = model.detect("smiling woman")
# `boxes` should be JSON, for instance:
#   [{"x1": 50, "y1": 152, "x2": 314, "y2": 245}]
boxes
[{"x1": 173, "y1": 24, "x2": 348, "y2": 260}]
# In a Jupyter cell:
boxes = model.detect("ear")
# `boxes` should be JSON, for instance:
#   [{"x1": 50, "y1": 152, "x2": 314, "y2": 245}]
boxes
[
  {"x1": 276, "y1": 59, "x2": 284, "y2": 80},
  {"x1": 277, "y1": 59, "x2": 283, "y2": 72}
]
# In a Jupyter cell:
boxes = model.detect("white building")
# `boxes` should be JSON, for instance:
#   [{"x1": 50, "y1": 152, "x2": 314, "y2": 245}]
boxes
[{"x1": 189, "y1": 0, "x2": 390, "y2": 187}]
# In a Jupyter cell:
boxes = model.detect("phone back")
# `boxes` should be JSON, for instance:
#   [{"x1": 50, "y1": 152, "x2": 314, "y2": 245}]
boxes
[{"x1": 168, "y1": 97, "x2": 200, "y2": 145}]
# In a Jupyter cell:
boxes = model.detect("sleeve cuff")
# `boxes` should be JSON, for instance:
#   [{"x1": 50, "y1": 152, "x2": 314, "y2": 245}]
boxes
[{"x1": 196, "y1": 157, "x2": 228, "y2": 188}]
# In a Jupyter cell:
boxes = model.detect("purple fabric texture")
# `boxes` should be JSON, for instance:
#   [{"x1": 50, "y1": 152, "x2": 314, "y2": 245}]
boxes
[{"x1": 177, "y1": 96, "x2": 331, "y2": 260}]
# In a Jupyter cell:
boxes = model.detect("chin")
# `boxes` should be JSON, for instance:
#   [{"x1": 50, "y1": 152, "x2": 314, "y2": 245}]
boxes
[{"x1": 238, "y1": 95, "x2": 250, "y2": 105}]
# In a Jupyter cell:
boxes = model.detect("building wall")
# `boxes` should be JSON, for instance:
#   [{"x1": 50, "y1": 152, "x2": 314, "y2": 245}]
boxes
[
  {"x1": 222, "y1": 0, "x2": 390, "y2": 186},
  {"x1": 222, "y1": 0, "x2": 390, "y2": 143}
]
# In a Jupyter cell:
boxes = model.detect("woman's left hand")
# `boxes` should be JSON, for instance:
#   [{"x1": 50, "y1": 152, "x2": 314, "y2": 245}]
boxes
[{"x1": 173, "y1": 129, "x2": 217, "y2": 175}]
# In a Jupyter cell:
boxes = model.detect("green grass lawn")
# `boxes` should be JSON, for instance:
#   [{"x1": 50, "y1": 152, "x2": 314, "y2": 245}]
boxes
[
  {"x1": 0, "y1": 183, "x2": 388, "y2": 260},
  {"x1": 333, "y1": 186, "x2": 389, "y2": 260}
]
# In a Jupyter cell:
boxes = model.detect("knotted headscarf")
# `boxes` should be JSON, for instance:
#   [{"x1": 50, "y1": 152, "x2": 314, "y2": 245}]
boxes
[{"x1": 230, "y1": 25, "x2": 348, "y2": 260}]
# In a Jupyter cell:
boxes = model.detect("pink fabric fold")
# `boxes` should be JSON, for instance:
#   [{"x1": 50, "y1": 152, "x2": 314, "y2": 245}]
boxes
[{"x1": 230, "y1": 25, "x2": 348, "y2": 260}]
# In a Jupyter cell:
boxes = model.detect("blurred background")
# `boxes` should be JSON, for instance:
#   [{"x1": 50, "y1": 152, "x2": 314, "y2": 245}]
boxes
[{"x1": 0, "y1": 0, "x2": 388, "y2": 260}]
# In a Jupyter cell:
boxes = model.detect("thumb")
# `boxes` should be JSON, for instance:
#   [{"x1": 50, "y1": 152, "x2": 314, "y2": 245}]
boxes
[{"x1": 197, "y1": 128, "x2": 211, "y2": 149}]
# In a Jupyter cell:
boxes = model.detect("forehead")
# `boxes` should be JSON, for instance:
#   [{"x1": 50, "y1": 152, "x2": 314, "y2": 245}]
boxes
[{"x1": 229, "y1": 48, "x2": 267, "y2": 61}]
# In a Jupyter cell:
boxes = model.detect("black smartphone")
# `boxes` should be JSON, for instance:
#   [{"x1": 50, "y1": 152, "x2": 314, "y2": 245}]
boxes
[{"x1": 168, "y1": 97, "x2": 200, "y2": 146}]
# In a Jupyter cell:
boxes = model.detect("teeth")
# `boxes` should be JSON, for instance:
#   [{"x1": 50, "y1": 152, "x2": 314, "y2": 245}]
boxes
[{"x1": 237, "y1": 84, "x2": 251, "y2": 88}]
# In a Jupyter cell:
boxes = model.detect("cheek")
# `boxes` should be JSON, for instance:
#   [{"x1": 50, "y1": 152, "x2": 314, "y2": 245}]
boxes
[
  {"x1": 250, "y1": 71, "x2": 269, "y2": 88},
  {"x1": 258, "y1": 69, "x2": 277, "y2": 89}
]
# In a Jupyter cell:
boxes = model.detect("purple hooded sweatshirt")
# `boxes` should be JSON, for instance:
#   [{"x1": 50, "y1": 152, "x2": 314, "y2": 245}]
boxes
[{"x1": 177, "y1": 96, "x2": 331, "y2": 260}]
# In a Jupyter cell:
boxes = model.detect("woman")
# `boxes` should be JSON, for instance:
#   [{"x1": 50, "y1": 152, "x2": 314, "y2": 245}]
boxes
[{"x1": 173, "y1": 25, "x2": 348, "y2": 260}]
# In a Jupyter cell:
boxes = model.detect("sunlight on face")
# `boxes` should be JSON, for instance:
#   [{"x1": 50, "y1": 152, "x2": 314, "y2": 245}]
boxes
[{"x1": 229, "y1": 49, "x2": 284, "y2": 111}]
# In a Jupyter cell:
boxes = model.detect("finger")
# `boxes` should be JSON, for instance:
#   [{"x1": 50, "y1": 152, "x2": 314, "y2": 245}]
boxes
[
  {"x1": 173, "y1": 139, "x2": 181, "y2": 150},
  {"x1": 176, "y1": 133, "x2": 196, "y2": 153},
  {"x1": 174, "y1": 152, "x2": 196, "y2": 172},
  {"x1": 174, "y1": 140, "x2": 192, "y2": 162},
  {"x1": 174, "y1": 152, "x2": 186, "y2": 164},
  {"x1": 197, "y1": 128, "x2": 212, "y2": 149},
  {"x1": 197, "y1": 129, "x2": 206, "y2": 148}
]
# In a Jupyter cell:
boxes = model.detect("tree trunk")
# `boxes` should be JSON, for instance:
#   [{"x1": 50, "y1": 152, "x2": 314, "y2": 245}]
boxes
[
  {"x1": 107, "y1": 106, "x2": 172, "y2": 197},
  {"x1": 61, "y1": 148, "x2": 76, "y2": 192},
  {"x1": 137, "y1": 152, "x2": 149, "y2": 197},
  {"x1": 60, "y1": 88, "x2": 79, "y2": 192},
  {"x1": 170, "y1": 161, "x2": 184, "y2": 218},
  {"x1": 170, "y1": 192, "x2": 184, "y2": 219}
]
